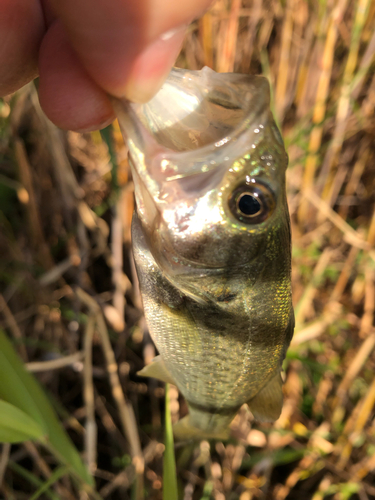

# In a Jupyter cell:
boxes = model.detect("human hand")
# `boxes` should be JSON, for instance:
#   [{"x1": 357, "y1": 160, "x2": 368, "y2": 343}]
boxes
[{"x1": 0, "y1": 0, "x2": 212, "y2": 131}]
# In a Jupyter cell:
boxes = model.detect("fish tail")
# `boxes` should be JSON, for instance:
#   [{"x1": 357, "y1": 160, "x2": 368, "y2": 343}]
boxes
[{"x1": 173, "y1": 415, "x2": 230, "y2": 441}]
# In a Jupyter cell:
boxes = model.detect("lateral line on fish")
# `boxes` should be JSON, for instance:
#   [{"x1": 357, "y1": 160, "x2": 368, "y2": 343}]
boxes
[
  {"x1": 187, "y1": 290, "x2": 245, "y2": 429},
  {"x1": 208, "y1": 288, "x2": 256, "y2": 420},
  {"x1": 237, "y1": 288, "x2": 256, "y2": 388}
]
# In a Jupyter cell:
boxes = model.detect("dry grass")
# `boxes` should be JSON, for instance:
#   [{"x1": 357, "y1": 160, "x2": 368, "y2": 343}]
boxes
[{"x1": 0, "y1": 0, "x2": 375, "y2": 498}]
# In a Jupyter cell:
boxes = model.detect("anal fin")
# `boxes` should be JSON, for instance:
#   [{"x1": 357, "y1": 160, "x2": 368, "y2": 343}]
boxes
[
  {"x1": 137, "y1": 355, "x2": 176, "y2": 385},
  {"x1": 247, "y1": 373, "x2": 284, "y2": 422}
]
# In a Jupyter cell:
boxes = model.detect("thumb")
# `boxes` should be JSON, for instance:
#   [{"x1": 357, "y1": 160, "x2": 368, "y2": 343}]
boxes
[{"x1": 49, "y1": 0, "x2": 213, "y2": 102}]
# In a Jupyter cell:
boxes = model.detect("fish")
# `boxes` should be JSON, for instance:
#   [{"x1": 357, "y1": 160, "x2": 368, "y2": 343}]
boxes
[{"x1": 112, "y1": 67, "x2": 294, "y2": 440}]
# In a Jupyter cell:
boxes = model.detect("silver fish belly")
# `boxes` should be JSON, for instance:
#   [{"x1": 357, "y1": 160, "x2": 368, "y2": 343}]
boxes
[{"x1": 113, "y1": 67, "x2": 294, "y2": 439}]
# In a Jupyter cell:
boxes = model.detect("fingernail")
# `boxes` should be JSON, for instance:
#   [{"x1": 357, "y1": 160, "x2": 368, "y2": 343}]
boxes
[
  {"x1": 159, "y1": 26, "x2": 184, "y2": 41},
  {"x1": 123, "y1": 25, "x2": 186, "y2": 103}
]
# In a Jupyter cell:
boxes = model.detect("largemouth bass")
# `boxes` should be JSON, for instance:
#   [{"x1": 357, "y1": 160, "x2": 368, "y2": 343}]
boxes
[{"x1": 113, "y1": 67, "x2": 294, "y2": 439}]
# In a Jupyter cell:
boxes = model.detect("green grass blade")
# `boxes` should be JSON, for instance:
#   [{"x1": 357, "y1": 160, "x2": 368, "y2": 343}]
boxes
[
  {"x1": 0, "y1": 337, "x2": 47, "y2": 433},
  {"x1": 163, "y1": 384, "x2": 178, "y2": 500},
  {"x1": 0, "y1": 400, "x2": 45, "y2": 443},
  {"x1": 200, "y1": 481, "x2": 214, "y2": 500},
  {"x1": 8, "y1": 461, "x2": 61, "y2": 500},
  {"x1": 0, "y1": 330, "x2": 93, "y2": 486},
  {"x1": 100, "y1": 124, "x2": 118, "y2": 191},
  {"x1": 29, "y1": 465, "x2": 70, "y2": 500}
]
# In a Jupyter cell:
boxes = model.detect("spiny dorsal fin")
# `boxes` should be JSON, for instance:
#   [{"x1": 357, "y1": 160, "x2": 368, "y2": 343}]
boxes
[
  {"x1": 247, "y1": 373, "x2": 283, "y2": 422},
  {"x1": 137, "y1": 355, "x2": 176, "y2": 385}
]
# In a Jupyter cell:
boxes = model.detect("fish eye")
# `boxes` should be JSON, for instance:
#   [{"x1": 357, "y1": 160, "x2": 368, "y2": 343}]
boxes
[{"x1": 228, "y1": 181, "x2": 276, "y2": 224}]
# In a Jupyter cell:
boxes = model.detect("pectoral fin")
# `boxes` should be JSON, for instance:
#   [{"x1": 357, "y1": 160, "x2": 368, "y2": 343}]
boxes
[
  {"x1": 248, "y1": 373, "x2": 284, "y2": 422},
  {"x1": 137, "y1": 355, "x2": 176, "y2": 384}
]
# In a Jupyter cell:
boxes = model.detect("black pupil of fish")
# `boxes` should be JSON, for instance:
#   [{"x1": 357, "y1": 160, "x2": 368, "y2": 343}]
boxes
[{"x1": 238, "y1": 193, "x2": 261, "y2": 216}]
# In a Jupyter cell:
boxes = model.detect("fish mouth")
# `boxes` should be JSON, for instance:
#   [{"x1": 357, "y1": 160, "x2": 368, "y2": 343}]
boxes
[{"x1": 112, "y1": 67, "x2": 272, "y2": 215}]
